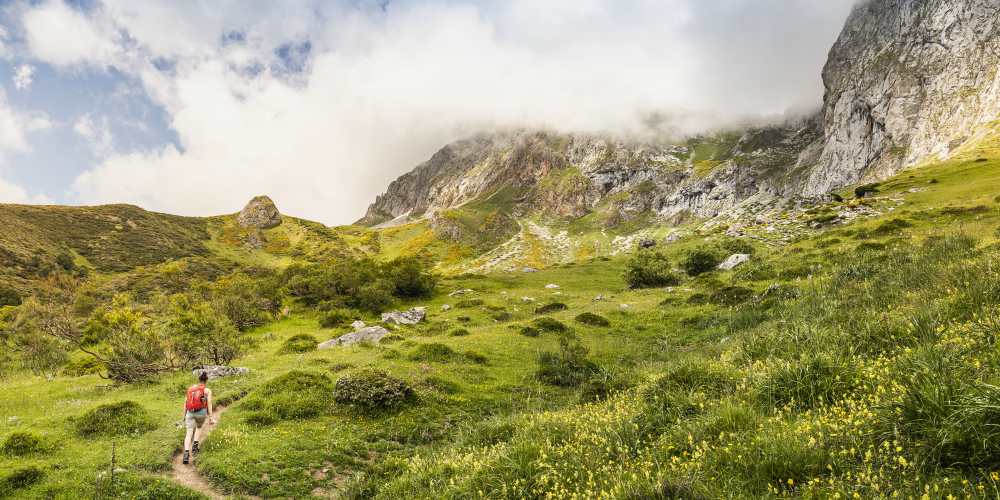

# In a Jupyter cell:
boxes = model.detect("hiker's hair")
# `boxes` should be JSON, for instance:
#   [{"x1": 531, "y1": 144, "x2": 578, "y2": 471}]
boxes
[{"x1": 198, "y1": 371, "x2": 208, "y2": 383}]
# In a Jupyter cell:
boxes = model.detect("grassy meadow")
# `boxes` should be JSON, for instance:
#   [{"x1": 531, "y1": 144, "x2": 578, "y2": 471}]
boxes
[{"x1": 4, "y1": 128, "x2": 1000, "y2": 498}]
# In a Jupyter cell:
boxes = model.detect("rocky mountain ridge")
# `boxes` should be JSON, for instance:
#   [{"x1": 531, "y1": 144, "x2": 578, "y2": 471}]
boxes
[{"x1": 360, "y1": 0, "x2": 1000, "y2": 232}]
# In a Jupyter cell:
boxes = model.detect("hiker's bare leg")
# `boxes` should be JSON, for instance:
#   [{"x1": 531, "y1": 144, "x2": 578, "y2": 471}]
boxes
[
  {"x1": 193, "y1": 425, "x2": 202, "y2": 444},
  {"x1": 184, "y1": 427, "x2": 195, "y2": 451}
]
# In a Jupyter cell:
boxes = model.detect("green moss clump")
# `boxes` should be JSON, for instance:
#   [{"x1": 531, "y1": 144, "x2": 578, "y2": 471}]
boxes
[
  {"x1": 1, "y1": 432, "x2": 47, "y2": 456},
  {"x1": 1, "y1": 466, "x2": 45, "y2": 492},
  {"x1": 533, "y1": 317, "x2": 570, "y2": 333},
  {"x1": 75, "y1": 401, "x2": 155, "y2": 438},
  {"x1": 449, "y1": 328, "x2": 471, "y2": 337},
  {"x1": 408, "y1": 343, "x2": 457, "y2": 363},
  {"x1": 334, "y1": 369, "x2": 414, "y2": 413},
  {"x1": 241, "y1": 371, "x2": 334, "y2": 424},
  {"x1": 279, "y1": 334, "x2": 319, "y2": 354},
  {"x1": 535, "y1": 302, "x2": 568, "y2": 314},
  {"x1": 455, "y1": 299, "x2": 485, "y2": 308},
  {"x1": 519, "y1": 326, "x2": 541, "y2": 337},
  {"x1": 574, "y1": 312, "x2": 611, "y2": 327}
]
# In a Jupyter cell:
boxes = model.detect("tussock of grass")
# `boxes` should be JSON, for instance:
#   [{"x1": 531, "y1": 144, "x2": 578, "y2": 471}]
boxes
[
  {"x1": 74, "y1": 401, "x2": 155, "y2": 438},
  {"x1": 240, "y1": 371, "x2": 334, "y2": 424}
]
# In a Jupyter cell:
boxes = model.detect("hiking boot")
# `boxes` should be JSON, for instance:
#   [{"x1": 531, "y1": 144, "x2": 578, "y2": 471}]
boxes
[
  {"x1": 192, "y1": 441, "x2": 200, "y2": 453},
  {"x1": 182, "y1": 451, "x2": 190, "y2": 465}
]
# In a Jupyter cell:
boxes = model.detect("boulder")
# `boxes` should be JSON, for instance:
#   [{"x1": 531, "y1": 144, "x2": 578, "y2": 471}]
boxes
[
  {"x1": 545, "y1": 284, "x2": 560, "y2": 289},
  {"x1": 441, "y1": 304, "x2": 452, "y2": 311},
  {"x1": 381, "y1": 307, "x2": 426, "y2": 325},
  {"x1": 718, "y1": 253, "x2": 751, "y2": 271},
  {"x1": 521, "y1": 296, "x2": 536, "y2": 303},
  {"x1": 350, "y1": 320, "x2": 367, "y2": 330},
  {"x1": 237, "y1": 195, "x2": 282, "y2": 229},
  {"x1": 192, "y1": 365, "x2": 250, "y2": 380},
  {"x1": 319, "y1": 326, "x2": 390, "y2": 348},
  {"x1": 449, "y1": 289, "x2": 475, "y2": 297},
  {"x1": 522, "y1": 267, "x2": 538, "y2": 273}
]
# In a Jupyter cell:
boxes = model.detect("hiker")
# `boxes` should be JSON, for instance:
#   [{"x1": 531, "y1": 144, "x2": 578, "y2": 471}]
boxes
[{"x1": 181, "y1": 371, "x2": 216, "y2": 465}]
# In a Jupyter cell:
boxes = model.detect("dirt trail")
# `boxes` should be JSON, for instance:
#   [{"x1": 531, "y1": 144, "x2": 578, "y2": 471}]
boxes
[{"x1": 169, "y1": 405, "x2": 242, "y2": 500}]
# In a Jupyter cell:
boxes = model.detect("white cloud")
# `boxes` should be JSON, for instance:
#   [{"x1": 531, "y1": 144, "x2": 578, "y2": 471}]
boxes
[
  {"x1": 54, "y1": 0, "x2": 856, "y2": 224},
  {"x1": 12, "y1": 64, "x2": 34, "y2": 90},
  {"x1": 21, "y1": 0, "x2": 119, "y2": 68},
  {"x1": 73, "y1": 113, "x2": 114, "y2": 156},
  {"x1": 0, "y1": 89, "x2": 50, "y2": 153},
  {"x1": 0, "y1": 174, "x2": 49, "y2": 204}
]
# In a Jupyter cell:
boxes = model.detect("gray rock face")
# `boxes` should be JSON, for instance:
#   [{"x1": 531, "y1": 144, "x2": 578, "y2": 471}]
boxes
[
  {"x1": 350, "y1": 320, "x2": 366, "y2": 330},
  {"x1": 318, "y1": 326, "x2": 390, "y2": 348},
  {"x1": 805, "y1": 0, "x2": 1000, "y2": 194},
  {"x1": 381, "y1": 307, "x2": 426, "y2": 325},
  {"x1": 718, "y1": 254, "x2": 751, "y2": 271},
  {"x1": 192, "y1": 365, "x2": 250, "y2": 380},
  {"x1": 237, "y1": 195, "x2": 282, "y2": 229}
]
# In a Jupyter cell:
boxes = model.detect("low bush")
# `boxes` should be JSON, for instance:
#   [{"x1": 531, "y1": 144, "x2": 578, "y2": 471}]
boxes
[
  {"x1": 652, "y1": 359, "x2": 738, "y2": 396},
  {"x1": 463, "y1": 350, "x2": 489, "y2": 365},
  {"x1": 574, "y1": 312, "x2": 610, "y2": 327},
  {"x1": 579, "y1": 367, "x2": 632, "y2": 403},
  {"x1": 519, "y1": 326, "x2": 541, "y2": 337},
  {"x1": 535, "y1": 334, "x2": 598, "y2": 387},
  {"x1": 279, "y1": 334, "x2": 319, "y2": 354},
  {"x1": 533, "y1": 317, "x2": 569, "y2": 333},
  {"x1": 241, "y1": 371, "x2": 334, "y2": 423},
  {"x1": 455, "y1": 299, "x2": 485, "y2": 308},
  {"x1": 535, "y1": 302, "x2": 568, "y2": 314},
  {"x1": 334, "y1": 369, "x2": 414, "y2": 412},
  {"x1": 709, "y1": 286, "x2": 755, "y2": 306},
  {"x1": 625, "y1": 251, "x2": 682, "y2": 289},
  {"x1": 491, "y1": 311, "x2": 513, "y2": 322},
  {"x1": 62, "y1": 355, "x2": 103, "y2": 377},
  {"x1": 683, "y1": 248, "x2": 723, "y2": 276},
  {"x1": 1, "y1": 432, "x2": 47, "y2": 456},
  {"x1": 1, "y1": 466, "x2": 44, "y2": 492},
  {"x1": 720, "y1": 238, "x2": 755, "y2": 255},
  {"x1": 318, "y1": 308, "x2": 356, "y2": 329},
  {"x1": 75, "y1": 401, "x2": 156, "y2": 438},
  {"x1": 448, "y1": 328, "x2": 471, "y2": 337},
  {"x1": 407, "y1": 343, "x2": 457, "y2": 363}
]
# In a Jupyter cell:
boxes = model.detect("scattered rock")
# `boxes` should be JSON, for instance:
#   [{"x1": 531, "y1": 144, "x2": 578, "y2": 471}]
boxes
[
  {"x1": 521, "y1": 296, "x2": 536, "y2": 303},
  {"x1": 619, "y1": 304, "x2": 630, "y2": 309},
  {"x1": 449, "y1": 289, "x2": 475, "y2": 297},
  {"x1": 665, "y1": 232, "x2": 682, "y2": 243},
  {"x1": 718, "y1": 253, "x2": 751, "y2": 271},
  {"x1": 192, "y1": 365, "x2": 250, "y2": 380},
  {"x1": 319, "y1": 326, "x2": 391, "y2": 348},
  {"x1": 593, "y1": 294, "x2": 605, "y2": 301},
  {"x1": 441, "y1": 304, "x2": 452, "y2": 311},
  {"x1": 351, "y1": 320, "x2": 367, "y2": 330},
  {"x1": 237, "y1": 195, "x2": 282, "y2": 229},
  {"x1": 545, "y1": 284, "x2": 560, "y2": 289},
  {"x1": 522, "y1": 267, "x2": 538, "y2": 273},
  {"x1": 381, "y1": 307, "x2": 426, "y2": 325}
]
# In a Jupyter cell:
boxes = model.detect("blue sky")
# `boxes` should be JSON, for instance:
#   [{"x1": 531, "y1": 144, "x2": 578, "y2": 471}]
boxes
[{"x1": 0, "y1": 0, "x2": 855, "y2": 224}]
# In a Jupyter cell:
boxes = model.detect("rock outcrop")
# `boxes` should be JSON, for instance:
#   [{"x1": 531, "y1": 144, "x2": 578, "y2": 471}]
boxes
[
  {"x1": 192, "y1": 365, "x2": 250, "y2": 380},
  {"x1": 319, "y1": 326, "x2": 390, "y2": 348},
  {"x1": 238, "y1": 195, "x2": 282, "y2": 229},
  {"x1": 804, "y1": 0, "x2": 1000, "y2": 194},
  {"x1": 381, "y1": 307, "x2": 427, "y2": 325}
]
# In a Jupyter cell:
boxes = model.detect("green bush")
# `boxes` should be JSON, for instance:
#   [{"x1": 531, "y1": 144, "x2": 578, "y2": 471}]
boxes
[
  {"x1": 1, "y1": 466, "x2": 44, "y2": 492},
  {"x1": 241, "y1": 371, "x2": 334, "y2": 423},
  {"x1": 334, "y1": 369, "x2": 414, "y2": 412},
  {"x1": 318, "y1": 308, "x2": 356, "y2": 329},
  {"x1": 491, "y1": 311, "x2": 513, "y2": 322},
  {"x1": 683, "y1": 248, "x2": 723, "y2": 277},
  {"x1": 533, "y1": 317, "x2": 569, "y2": 333},
  {"x1": 579, "y1": 367, "x2": 632, "y2": 403},
  {"x1": 519, "y1": 326, "x2": 541, "y2": 337},
  {"x1": 0, "y1": 284, "x2": 21, "y2": 307},
  {"x1": 652, "y1": 359, "x2": 738, "y2": 396},
  {"x1": 535, "y1": 302, "x2": 568, "y2": 314},
  {"x1": 62, "y1": 355, "x2": 104, "y2": 377},
  {"x1": 407, "y1": 343, "x2": 457, "y2": 363},
  {"x1": 574, "y1": 312, "x2": 610, "y2": 327},
  {"x1": 448, "y1": 328, "x2": 471, "y2": 337},
  {"x1": 463, "y1": 350, "x2": 489, "y2": 365},
  {"x1": 383, "y1": 256, "x2": 437, "y2": 298},
  {"x1": 75, "y1": 401, "x2": 155, "y2": 437},
  {"x1": 1, "y1": 432, "x2": 46, "y2": 456},
  {"x1": 625, "y1": 251, "x2": 682, "y2": 289},
  {"x1": 535, "y1": 334, "x2": 598, "y2": 387},
  {"x1": 709, "y1": 286, "x2": 755, "y2": 306},
  {"x1": 279, "y1": 333, "x2": 319, "y2": 354},
  {"x1": 757, "y1": 355, "x2": 858, "y2": 410},
  {"x1": 455, "y1": 299, "x2": 485, "y2": 308},
  {"x1": 854, "y1": 182, "x2": 880, "y2": 198},
  {"x1": 720, "y1": 238, "x2": 755, "y2": 255}
]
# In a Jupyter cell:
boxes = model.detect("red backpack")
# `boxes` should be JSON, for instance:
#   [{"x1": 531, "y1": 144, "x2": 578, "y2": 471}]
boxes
[{"x1": 185, "y1": 384, "x2": 207, "y2": 411}]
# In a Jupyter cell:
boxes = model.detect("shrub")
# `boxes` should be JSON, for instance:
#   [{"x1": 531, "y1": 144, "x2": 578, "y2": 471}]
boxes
[
  {"x1": 75, "y1": 401, "x2": 155, "y2": 437},
  {"x1": 334, "y1": 369, "x2": 414, "y2": 412},
  {"x1": 166, "y1": 296, "x2": 246, "y2": 366},
  {"x1": 0, "y1": 284, "x2": 21, "y2": 307},
  {"x1": 455, "y1": 299, "x2": 484, "y2": 308},
  {"x1": 579, "y1": 367, "x2": 632, "y2": 403},
  {"x1": 491, "y1": 311, "x2": 513, "y2": 322},
  {"x1": 625, "y1": 251, "x2": 682, "y2": 289},
  {"x1": 407, "y1": 343, "x2": 457, "y2": 363},
  {"x1": 279, "y1": 334, "x2": 319, "y2": 354},
  {"x1": 574, "y1": 312, "x2": 610, "y2": 327},
  {"x1": 457, "y1": 316, "x2": 472, "y2": 323},
  {"x1": 1, "y1": 466, "x2": 44, "y2": 492},
  {"x1": 62, "y1": 355, "x2": 103, "y2": 377},
  {"x1": 652, "y1": 359, "x2": 738, "y2": 396},
  {"x1": 1, "y1": 432, "x2": 46, "y2": 456},
  {"x1": 463, "y1": 350, "x2": 489, "y2": 365},
  {"x1": 709, "y1": 286, "x2": 755, "y2": 306},
  {"x1": 241, "y1": 371, "x2": 334, "y2": 422},
  {"x1": 720, "y1": 238, "x2": 755, "y2": 255},
  {"x1": 683, "y1": 248, "x2": 723, "y2": 276},
  {"x1": 448, "y1": 328, "x2": 471, "y2": 337},
  {"x1": 854, "y1": 182, "x2": 880, "y2": 198},
  {"x1": 318, "y1": 308, "x2": 356, "y2": 329},
  {"x1": 757, "y1": 355, "x2": 858, "y2": 410},
  {"x1": 519, "y1": 326, "x2": 541, "y2": 337},
  {"x1": 533, "y1": 317, "x2": 569, "y2": 333},
  {"x1": 535, "y1": 302, "x2": 568, "y2": 314},
  {"x1": 686, "y1": 293, "x2": 708, "y2": 305},
  {"x1": 383, "y1": 256, "x2": 437, "y2": 298},
  {"x1": 535, "y1": 334, "x2": 598, "y2": 387}
]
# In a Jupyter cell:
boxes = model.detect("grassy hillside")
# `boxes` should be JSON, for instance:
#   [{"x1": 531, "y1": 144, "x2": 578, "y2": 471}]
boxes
[{"x1": 3, "y1": 127, "x2": 1000, "y2": 498}]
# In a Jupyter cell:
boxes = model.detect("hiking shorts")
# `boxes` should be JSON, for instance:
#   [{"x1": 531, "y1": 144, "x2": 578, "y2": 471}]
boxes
[{"x1": 185, "y1": 409, "x2": 208, "y2": 429}]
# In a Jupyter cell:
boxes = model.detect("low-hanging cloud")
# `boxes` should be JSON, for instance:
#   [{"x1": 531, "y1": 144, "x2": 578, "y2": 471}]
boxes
[{"x1": 19, "y1": 0, "x2": 857, "y2": 224}]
